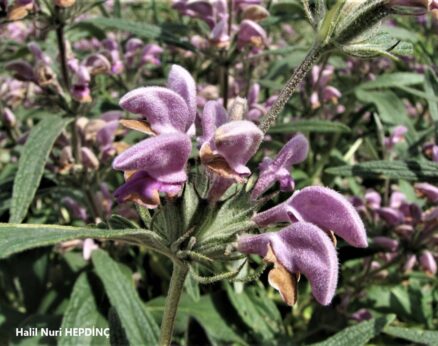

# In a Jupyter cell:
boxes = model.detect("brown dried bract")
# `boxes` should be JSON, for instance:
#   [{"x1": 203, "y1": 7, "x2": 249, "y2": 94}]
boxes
[
  {"x1": 264, "y1": 244, "x2": 298, "y2": 306},
  {"x1": 200, "y1": 143, "x2": 245, "y2": 182},
  {"x1": 119, "y1": 119, "x2": 155, "y2": 135}
]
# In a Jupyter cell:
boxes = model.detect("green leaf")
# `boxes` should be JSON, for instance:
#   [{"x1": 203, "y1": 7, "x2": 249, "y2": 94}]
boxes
[
  {"x1": 78, "y1": 17, "x2": 194, "y2": 50},
  {"x1": 310, "y1": 315, "x2": 395, "y2": 346},
  {"x1": 358, "y1": 72, "x2": 424, "y2": 89},
  {"x1": 326, "y1": 160, "x2": 438, "y2": 182},
  {"x1": 182, "y1": 183, "x2": 200, "y2": 230},
  {"x1": 59, "y1": 274, "x2": 109, "y2": 346},
  {"x1": 92, "y1": 250, "x2": 159, "y2": 346},
  {"x1": 146, "y1": 294, "x2": 246, "y2": 345},
  {"x1": 383, "y1": 326, "x2": 438, "y2": 345},
  {"x1": 9, "y1": 116, "x2": 72, "y2": 224},
  {"x1": 0, "y1": 223, "x2": 168, "y2": 259},
  {"x1": 269, "y1": 120, "x2": 351, "y2": 134},
  {"x1": 355, "y1": 89, "x2": 410, "y2": 126},
  {"x1": 108, "y1": 308, "x2": 129, "y2": 346},
  {"x1": 425, "y1": 69, "x2": 438, "y2": 125},
  {"x1": 225, "y1": 285, "x2": 283, "y2": 342},
  {"x1": 341, "y1": 32, "x2": 413, "y2": 59}
]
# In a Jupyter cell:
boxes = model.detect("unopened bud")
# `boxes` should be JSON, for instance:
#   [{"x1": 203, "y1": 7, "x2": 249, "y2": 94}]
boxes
[
  {"x1": 54, "y1": 0, "x2": 75, "y2": 8},
  {"x1": 2, "y1": 108, "x2": 17, "y2": 127},
  {"x1": 243, "y1": 5, "x2": 269, "y2": 21},
  {"x1": 80, "y1": 147, "x2": 99, "y2": 170},
  {"x1": 228, "y1": 97, "x2": 248, "y2": 121},
  {"x1": 7, "y1": 0, "x2": 33, "y2": 21},
  {"x1": 419, "y1": 250, "x2": 437, "y2": 275}
]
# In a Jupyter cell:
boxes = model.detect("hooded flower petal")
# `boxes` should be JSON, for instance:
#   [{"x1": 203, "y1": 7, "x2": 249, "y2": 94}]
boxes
[
  {"x1": 251, "y1": 133, "x2": 309, "y2": 199},
  {"x1": 419, "y1": 250, "x2": 437, "y2": 275},
  {"x1": 238, "y1": 221, "x2": 339, "y2": 305},
  {"x1": 112, "y1": 133, "x2": 191, "y2": 183},
  {"x1": 415, "y1": 183, "x2": 438, "y2": 203},
  {"x1": 253, "y1": 186, "x2": 368, "y2": 248},
  {"x1": 119, "y1": 86, "x2": 191, "y2": 134},
  {"x1": 114, "y1": 170, "x2": 182, "y2": 208},
  {"x1": 373, "y1": 236, "x2": 399, "y2": 252},
  {"x1": 198, "y1": 100, "x2": 228, "y2": 145},
  {"x1": 237, "y1": 19, "x2": 267, "y2": 49},
  {"x1": 201, "y1": 120, "x2": 263, "y2": 178},
  {"x1": 167, "y1": 65, "x2": 197, "y2": 130}
]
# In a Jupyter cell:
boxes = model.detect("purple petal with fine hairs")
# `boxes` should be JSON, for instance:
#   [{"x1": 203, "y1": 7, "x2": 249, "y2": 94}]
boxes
[
  {"x1": 214, "y1": 120, "x2": 263, "y2": 175},
  {"x1": 289, "y1": 187, "x2": 368, "y2": 247},
  {"x1": 238, "y1": 221, "x2": 339, "y2": 305},
  {"x1": 415, "y1": 183, "x2": 438, "y2": 203},
  {"x1": 96, "y1": 120, "x2": 118, "y2": 149},
  {"x1": 251, "y1": 133, "x2": 308, "y2": 200},
  {"x1": 253, "y1": 186, "x2": 368, "y2": 248},
  {"x1": 112, "y1": 133, "x2": 191, "y2": 183},
  {"x1": 198, "y1": 100, "x2": 228, "y2": 145},
  {"x1": 167, "y1": 65, "x2": 197, "y2": 131},
  {"x1": 419, "y1": 250, "x2": 437, "y2": 274},
  {"x1": 272, "y1": 133, "x2": 309, "y2": 169},
  {"x1": 237, "y1": 19, "x2": 267, "y2": 48},
  {"x1": 114, "y1": 170, "x2": 182, "y2": 208},
  {"x1": 119, "y1": 87, "x2": 190, "y2": 134}
]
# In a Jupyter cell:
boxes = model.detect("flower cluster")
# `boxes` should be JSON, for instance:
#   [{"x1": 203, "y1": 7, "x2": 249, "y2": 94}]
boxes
[
  {"x1": 173, "y1": 0, "x2": 268, "y2": 52},
  {"x1": 353, "y1": 184, "x2": 438, "y2": 275},
  {"x1": 111, "y1": 64, "x2": 368, "y2": 306}
]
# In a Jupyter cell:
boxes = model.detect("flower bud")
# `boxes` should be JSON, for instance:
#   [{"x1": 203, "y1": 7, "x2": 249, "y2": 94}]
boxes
[
  {"x1": 242, "y1": 5, "x2": 269, "y2": 21},
  {"x1": 7, "y1": 0, "x2": 33, "y2": 21},
  {"x1": 54, "y1": 0, "x2": 75, "y2": 8},
  {"x1": 228, "y1": 97, "x2": 248, "y2": 121},
  {"x1": 419, "y1": 250, "x2": 437, "y2": 275},
  {"x1": 2, "y1": 107, "x2": 16, "y2": 127},
  {"x1": 80, "y1": 147, "x2": 99, "y2": 170}
]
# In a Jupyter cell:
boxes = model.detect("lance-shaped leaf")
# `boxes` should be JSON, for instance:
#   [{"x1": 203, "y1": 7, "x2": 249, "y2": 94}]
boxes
[
  {"x1": 59, "y1": 274, "x2": 108, "y2": 346},
  {"x1": 0, "y1": 224, "x2": 170, "y2": 259},
  {"x1": 10, "y1": 116, "x2": 72, "y2": 224},
  {"x1": 253, "y1": 186, "x2": 367, "y2": 248},
  {"x1": 92, "y1": 250, "x2": 159, "y2": 345},
  {"x1": 238, "y1": 222, "x2": 339, "y2": 305}
]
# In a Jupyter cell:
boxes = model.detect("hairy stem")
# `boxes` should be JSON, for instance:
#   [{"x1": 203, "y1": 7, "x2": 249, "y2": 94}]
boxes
[
  {"x1": 55, "y1": 7, "x2": 70, "y2": 90},
  {"x1": 259, "y1": 45, "x2": 322, "y2": 133},
  {"x1": 159, "y1": 261, "x2": 189, "y2": 346}
]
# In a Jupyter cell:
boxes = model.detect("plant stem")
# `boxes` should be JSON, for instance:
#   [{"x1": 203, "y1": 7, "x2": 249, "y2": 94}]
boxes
[
  {"x1": 259, "y1": 45, "x2": 322, "y2": 133},
  {"x1": 55, "y1": 7, "x2": 70, "y2": 90},
  {"x1": 159, "y1": 261, "x2": 189, "y2": 346}
]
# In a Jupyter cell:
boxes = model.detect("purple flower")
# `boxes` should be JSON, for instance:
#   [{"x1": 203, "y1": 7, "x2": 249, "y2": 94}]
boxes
[
  {"x1": 384, "y1": 125, "x2": 408, "y2": 149},
  {"x1": 102, "y1": 38, "x2": 124, "y2": 74},
  {"x1": 120, "y1": 65, "x2": 196, "y2": 135},
  {"x1": 251, "y1": 134, "x2": 309, "y2": 200},
  {"x1": 237, "y1": 20, "x2": 267, "y2": 50},
  {"x1": 62, "y1": 197, "x2": 88, "y2": 221},
  {"x1": 415, "y1": 183, "x2": 438, "y2": 203},
  {"x1": 238, "y1": 222, "x2": 339, "y2": 305},
  {"x1": 112, "y1": 133, "x2": 191, "y2": 208},
  {"x1": 5, "y1": 60, "x2": 36, "y2": 82},
  {"x1": 365, "y1": 189, "x2": 381, "y2": 210},
  {"x1": 373, "y1": 236, "x2": 399, "y2": 252},
  {"x1": 80, "y1": 147, "x2": 99, "y2": 170},
  {"x1": 419, "y1": 250, "x2": 437, "y2": 275},
  {"x1": 84, "y1": 54, "x2": 111, "y2": 75},
  {"x1": 253, "y1": 186, "x2": 368, "y2": 248},
  {"x1": 82, "y1": 239, "x2": 99, "y2": 261},
  {"x1": 2, "y1": 107, "x2": 16, "y2": 127},
  {"x1": 200, "y1": 120, "x2": 263, "y2": 181},
  {"x1": 141, "y1": 44, "x2": 164, "y2": 66}
]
